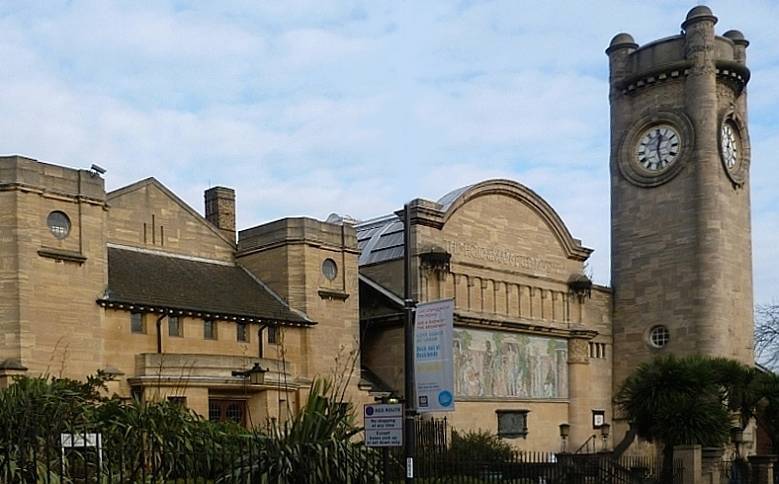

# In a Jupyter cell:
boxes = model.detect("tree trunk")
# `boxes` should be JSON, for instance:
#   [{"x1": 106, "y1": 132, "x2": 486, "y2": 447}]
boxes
[{"x1": 661, "y1": 443, "x2": 674, "y2": 483}]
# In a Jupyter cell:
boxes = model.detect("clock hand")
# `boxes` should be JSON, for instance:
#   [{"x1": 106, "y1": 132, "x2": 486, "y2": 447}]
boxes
[{"x1": 654, "y1": 134, "x2": 663, "y2": 164}]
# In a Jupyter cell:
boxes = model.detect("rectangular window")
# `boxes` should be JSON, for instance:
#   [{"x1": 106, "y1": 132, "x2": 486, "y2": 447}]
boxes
[
  {"x1": 168, "y1": 316, "x2": 183, "y2": 337},
  {"x1": 237, "y1": 323, "x2": 249, "y2": 342},
  {"x1": 131, "y1": 312, "x2": 145, "y2": 333},
  {"x1": 208, "y1": 399, "x2": 246, "y2": 426},
  {"x1": 167, "y1": 396, "x2": 186, "y2": 407},
  {"x1": 592, "y1": 409, "x2": 606, "y2": 429},
  {"x1": 204, "y1": 319, "x2": 217, "y2": 340},
  {"x1": 267, "y1": 326, "x2": 279, "y2": 344}
]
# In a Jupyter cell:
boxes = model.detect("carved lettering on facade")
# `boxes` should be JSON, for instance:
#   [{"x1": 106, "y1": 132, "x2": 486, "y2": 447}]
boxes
[{"x1": 444, "y1": 239, "x2": 564, "y2": 277}]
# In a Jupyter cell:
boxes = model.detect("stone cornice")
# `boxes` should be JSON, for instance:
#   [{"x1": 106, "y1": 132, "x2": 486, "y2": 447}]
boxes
[
  {"x1": 617, "y1": 60, "x2": 748, "y2": 96},
  {"x1": 0, "y1": 182, "x2": 107, "y2": 207},
  {"x1": 363, "y1": 310, "x2": 601, "y2": 340},
  {"x1": 454, "y1": 312, "x2": 598, "y2": 339}
]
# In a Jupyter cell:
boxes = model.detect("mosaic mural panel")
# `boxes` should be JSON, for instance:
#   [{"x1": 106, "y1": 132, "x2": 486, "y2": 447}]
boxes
[{"x1": 453, "y1": 328, "x2": 568, "y2": 399}]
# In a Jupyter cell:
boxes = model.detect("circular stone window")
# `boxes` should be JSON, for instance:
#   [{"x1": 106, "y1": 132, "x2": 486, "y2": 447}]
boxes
[
  {"x1": 322, "y1": 258, "x2": 338, "y2": 281},
  {"x1": 47, "y1": 211, "x2": 71, "y2": 239},
  {"x1": 649, "y1": 326, "x2": 670, "y2": 349}
]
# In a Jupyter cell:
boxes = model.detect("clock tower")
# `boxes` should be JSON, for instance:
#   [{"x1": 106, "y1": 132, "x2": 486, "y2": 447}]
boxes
[{"x1": 608, "y1": 6, "x2": 753, "y2": 391}]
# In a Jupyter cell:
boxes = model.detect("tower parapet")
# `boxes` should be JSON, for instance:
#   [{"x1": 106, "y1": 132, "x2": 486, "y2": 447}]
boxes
[{"x1": 606, "y1": 10, "x2": 748, "y2": 97}]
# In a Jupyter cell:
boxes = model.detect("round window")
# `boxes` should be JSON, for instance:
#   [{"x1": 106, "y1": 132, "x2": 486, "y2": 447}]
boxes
[
  {"x1": 649, "y1": 326, "x2": 670, "y2": 348},
  {"x1": 322, "y1": 258, "x2": 338, "y2": 281},
  {"x1": 47, "y1": 211, "x2": 71, "y2": 239}
]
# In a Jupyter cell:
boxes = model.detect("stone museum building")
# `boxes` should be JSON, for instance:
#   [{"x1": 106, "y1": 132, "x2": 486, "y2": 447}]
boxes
[{"x1": 0, "y1": 7, "x2": 757, "y2": 454}]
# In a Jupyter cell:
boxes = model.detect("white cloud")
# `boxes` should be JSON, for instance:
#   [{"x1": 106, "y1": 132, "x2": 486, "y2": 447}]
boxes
[{"x1": 0, "y1": 0, "x2": 777, "y2": 302}]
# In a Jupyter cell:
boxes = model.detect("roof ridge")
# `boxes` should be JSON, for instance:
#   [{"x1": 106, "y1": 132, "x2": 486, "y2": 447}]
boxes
[{"x1": 106, "y1": 243, "x2": 234, "y2": 266}]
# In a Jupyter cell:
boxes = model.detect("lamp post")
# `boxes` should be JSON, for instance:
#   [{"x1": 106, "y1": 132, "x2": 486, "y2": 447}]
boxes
[
  {"x1": 730, "y1": 426, "x2": 744, "y2": 459},
  {"x1": 600, "y1": 423, "x2": 611, "y2": 452},
  {"x1": 559, "y1": 423, "x2": 570, "y2": 453},
  {"x1": 730, "y1": 426, "x2": 749, "y2": 482},
  {"x1": 403, "y1": 203, "x2": 417, "y2": 483},
  {"x1": 232, "y1": 362, "x2": 268, "y2": 385}
]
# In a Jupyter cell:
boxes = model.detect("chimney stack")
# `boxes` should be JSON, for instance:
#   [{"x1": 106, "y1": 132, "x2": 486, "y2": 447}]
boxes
[{"x1": 204, "y1": 186, "x2": 236, "y2": 242}]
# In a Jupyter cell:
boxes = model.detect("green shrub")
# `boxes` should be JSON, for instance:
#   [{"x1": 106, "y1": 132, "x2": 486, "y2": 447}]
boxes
[
  {"x1": 0, "y1": 372, "x2": 381, "y2": 483},
  {"x1": 448, "y1": 429, "x2": 514, "y2": 464}
]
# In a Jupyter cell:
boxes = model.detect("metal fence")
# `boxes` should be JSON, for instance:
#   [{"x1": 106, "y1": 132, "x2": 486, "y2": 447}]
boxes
[
  {"x1": 381, "y1": 449, "x2": 682, "y2": 484},
  {"x1": 0, "y1": 441, "x2": 683, "y2": 484},
  {"x1": 1, "y1": 424, "x2": 684, "y2": 484}
]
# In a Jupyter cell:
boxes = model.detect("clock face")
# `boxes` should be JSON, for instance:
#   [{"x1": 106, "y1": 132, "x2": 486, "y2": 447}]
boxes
[
  {"x1": 721, "y1": 122, "x2": 740, "y2": 170},
  {"x1": 635, "y1": 125, "x2": 681, "y2": 172}
]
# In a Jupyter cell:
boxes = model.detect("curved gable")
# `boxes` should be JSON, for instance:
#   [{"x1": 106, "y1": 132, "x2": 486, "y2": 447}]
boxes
[{"x1": 439, "y1": 180, "x2": 592, "y2": 262}]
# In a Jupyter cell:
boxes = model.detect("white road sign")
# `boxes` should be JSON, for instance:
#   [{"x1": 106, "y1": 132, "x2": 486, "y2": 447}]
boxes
[{"x1": 364, "y1": 403, "x2": 403, "y2": 447}]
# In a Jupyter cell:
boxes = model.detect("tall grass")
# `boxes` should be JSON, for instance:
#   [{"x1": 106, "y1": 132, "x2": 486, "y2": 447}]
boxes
[{"x1": 0, "y1": 372, "x2": 380, "y2": 483}]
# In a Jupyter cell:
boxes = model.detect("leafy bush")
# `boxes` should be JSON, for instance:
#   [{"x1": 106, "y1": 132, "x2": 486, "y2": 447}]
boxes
[
  {"x1": 449, "y1": 429, "x2": 514, "y2": 464},
  {"x1": 0, "y1": 373, "x2": 380, "y2": 483}
]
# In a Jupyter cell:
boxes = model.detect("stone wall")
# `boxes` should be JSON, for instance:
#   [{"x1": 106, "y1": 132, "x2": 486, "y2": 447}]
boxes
[
  {"x1": 0, "y1": 156, "x2": 108, "y2": 379},
  {"x1": 237, "y1": 218, "x2": 365, "y2": 399}
]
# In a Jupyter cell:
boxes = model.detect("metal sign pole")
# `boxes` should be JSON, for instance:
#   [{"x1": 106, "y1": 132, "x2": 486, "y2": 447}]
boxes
[{"x1": 403, "y1": 203, "x2": 416, "y2": 482}]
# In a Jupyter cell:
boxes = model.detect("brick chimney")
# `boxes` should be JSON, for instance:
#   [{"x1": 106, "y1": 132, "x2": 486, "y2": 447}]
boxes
[{"x1": 204, "y1": 186, "x2": 236, "y2": 242}]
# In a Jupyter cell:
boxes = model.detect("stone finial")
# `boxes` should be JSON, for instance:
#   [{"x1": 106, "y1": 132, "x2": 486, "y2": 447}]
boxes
[
  {"x1": 724, "y1": 29, "x2": 749, "y2": 47},
  {"x1": 682, "y1": 5, "x2": 718, "y2": 30},
  {"x1": 606, "y1": 32, "x2": 638, "y2": 55}
]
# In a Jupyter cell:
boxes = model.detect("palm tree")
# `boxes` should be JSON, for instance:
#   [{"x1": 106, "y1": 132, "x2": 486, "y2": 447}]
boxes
[
  {"x1": 616, "y1": 355, "x2": 731, "y2": 481},
  {"x1": 709, "y1": 358, "x2": 765, "y2": 430}
]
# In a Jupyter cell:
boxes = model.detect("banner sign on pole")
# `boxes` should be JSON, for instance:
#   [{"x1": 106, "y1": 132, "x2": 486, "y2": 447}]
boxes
[{"x1": 414, "y1": 298, "x2": 455, "y2": 413}]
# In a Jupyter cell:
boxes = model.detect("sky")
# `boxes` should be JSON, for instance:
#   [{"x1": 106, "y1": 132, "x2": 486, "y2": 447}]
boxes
[{"x1": 1, "y1": 1, "x2": 777, "y2": 303}]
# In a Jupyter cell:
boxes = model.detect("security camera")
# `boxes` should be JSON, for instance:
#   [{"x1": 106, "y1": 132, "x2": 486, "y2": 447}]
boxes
[{"x1": 90, "y1": 164, "x2": 107, "y2": 176}]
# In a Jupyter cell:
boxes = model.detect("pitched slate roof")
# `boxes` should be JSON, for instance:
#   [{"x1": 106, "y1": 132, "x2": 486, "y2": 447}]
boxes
[
  {"x1": 99, "y1": 247, "x2": 313, "y2": 326},
  {"x1": 356, "y1": 214, "x2": 404, "y2": 266}
]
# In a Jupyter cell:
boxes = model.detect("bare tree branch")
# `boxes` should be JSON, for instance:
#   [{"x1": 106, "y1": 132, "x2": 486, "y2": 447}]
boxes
[{"x1": 755, "y1": 304, "x2": 779, "y2": 369}]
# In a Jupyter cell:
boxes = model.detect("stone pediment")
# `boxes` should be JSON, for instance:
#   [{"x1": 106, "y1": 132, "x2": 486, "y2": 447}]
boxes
[
  {"x1": 106, "y1": 178, "x2": 236, "y2": 261},
  {"x1": 108, "y1": 178, "x2": 234, "y2": 248}
]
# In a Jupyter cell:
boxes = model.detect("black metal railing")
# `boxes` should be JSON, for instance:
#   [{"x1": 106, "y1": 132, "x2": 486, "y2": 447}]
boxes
[
  {"x1": 380, "y1": 448, "x2": 682, "y2": 483},
  {"x1": 2, "y1": 422, "x2": 686, "y2": 484},
  {"x1": 416, "y1": 416, "x2": 448, "y2": 451}
]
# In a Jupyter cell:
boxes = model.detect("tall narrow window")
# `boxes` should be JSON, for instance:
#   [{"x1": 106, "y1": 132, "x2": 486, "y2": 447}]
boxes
[
  {"x1": 131, "y1": 312, "x2": 145, "y2": 333},
  {"x1": 168, "y1": 316, "x2": 183, "y2": 337},
  {"x1": 204, "y1": 319, "x2": 217, "y2": 340},
  {"x1": 237, "y1": 323, "x2": 248, "y2": 342},
  {"x1": 267, "y1": 326, "x2": 279, "y2": 344}
]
